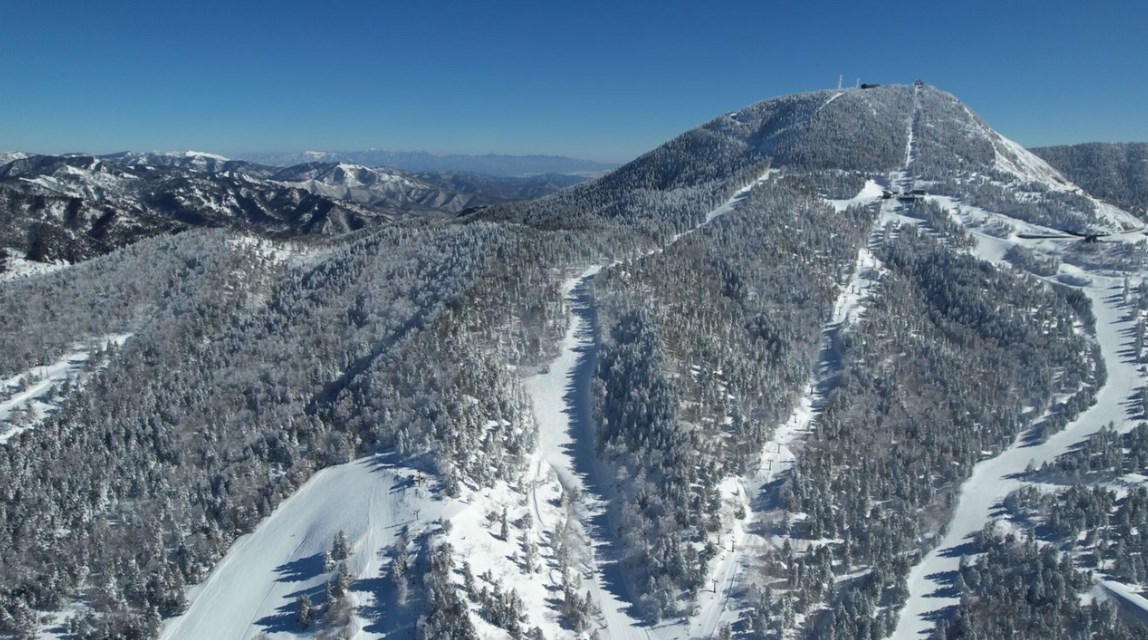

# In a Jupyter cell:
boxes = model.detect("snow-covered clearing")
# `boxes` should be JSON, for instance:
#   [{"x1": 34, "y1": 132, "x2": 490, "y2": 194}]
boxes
[
  {"x1": 826, "y1": 179, "x2": 885, "y2": 213},
  {"x1": 0, "y1": 333, "x2": 132, "y2": 444},
  {"x1": 513, "y1": 267, "x2": 654, "y2": 640},
  {"x1": 1102, "y1": 580, "x2": 1148, "y2": 626},
  {"x1": 703, "y1": 169, "x2": 778, "y2": 225},
  {"x1": 891, "y1": 250, "x2": 1148, "y2": 638},
  {"x1": 924, "y1": 195, "x2": 1014, "y2": 262},
  {"x1": 160, "y1": 456, "x2": 458, "y2": 640},
  {"x1": 0, "y1": 249, "x2": 68, "y2": 283}
]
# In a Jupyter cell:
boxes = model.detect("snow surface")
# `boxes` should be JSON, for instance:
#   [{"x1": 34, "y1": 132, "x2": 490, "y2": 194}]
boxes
[
  {"x1": 0, "y1": 334, "x2": 132, "y2": 444},
  {"x1": 990, "y1": 132, "x2": 1073, "y2": 192},
  {"x1": 0, "y1": 249, "x2": 69, "y2": 282},
  {"x1": 513, "y1": 266, "x2": 656, "y2": 640},
  {"x1": 826, "y1": 179, "x2": 885, "y2": 213},
  {"x1": 160, "y1": 457, "x2": 459, "y2": 640},
  {"x1": 1101, "y1": 580, "x2": 1148, "y2": 626},
  {"x1": 182, "y1": 150, "x2": 230, "y2": 161}
]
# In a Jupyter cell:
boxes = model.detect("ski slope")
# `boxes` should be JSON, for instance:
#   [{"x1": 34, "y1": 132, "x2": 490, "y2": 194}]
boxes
[
  {"x1": 0, "y1": 333, "x2": 132, "y2": 444},
  {"x1": 662, "y1": 181, "x2": 891, "y2": 637},
  {"x1": 518, "y1": 267, "x2": 655, "y2": 640},
  {"x1": 160, "y1": 457, "x2": 457, "y2": 640},
  {"x1": 891, "y1": 216, "x2": 1148, "y2": 638}
]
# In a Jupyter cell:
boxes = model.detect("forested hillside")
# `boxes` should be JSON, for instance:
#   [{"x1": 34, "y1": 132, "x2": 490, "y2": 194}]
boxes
[
  {"x1": 1, "y1": 83, "x2": 1145, "y2": 640},
  {"x1": 1032, "y1": 142, "x2": 1148, "y2": 216},
  {"x1": 0, "y1": 153, "x2": 582, "y2": 272}
]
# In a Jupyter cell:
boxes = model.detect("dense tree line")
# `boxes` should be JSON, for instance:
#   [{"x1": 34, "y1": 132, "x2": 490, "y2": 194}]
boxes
[
  {"x1": 0, "y1": 218, "x2": 632, "y2": 637},
  {"x1": 1000, "y1": 423, "x2": 1148, "y2": 591},
  {"x1": 748, "y1": 224, "x2": 1097, "y2": 638},
  {"x1": 591, "y1": 182, "x2": 874, "y2": 619},
  {"x1": 940, "y1": 526, "x2": 1140, "y2": 639},
  {"x1": 1033, "y1": 142, "x2": 1148, "y2": 216}
]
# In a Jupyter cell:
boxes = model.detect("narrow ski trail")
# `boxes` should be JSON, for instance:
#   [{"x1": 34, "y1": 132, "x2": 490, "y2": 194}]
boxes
[
  {"x1": 889, "y1": 218, "x2": 1148, "y2": 636},
  {"x1": 522, "y1": 169, "x2": 780, "y2": 639}
]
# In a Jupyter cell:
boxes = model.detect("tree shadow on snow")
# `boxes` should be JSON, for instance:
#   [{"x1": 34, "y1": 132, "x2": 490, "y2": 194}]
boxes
[
  {"x1": 365, "y1": 451, "x2": 443, "y2": 499},
  {"x1": 921, "y1": 602, "x2": 960, "y2": 625},
  {"x1": 922, "y1": 569, "x2": 961, "y2": 599},
  {"x1": 356, "y1": 531, "x2": 431, "y2": 640},
  {"x1": 274, "y1": 552, "x2": 325, "y2": 583},
  {"x1": 254, "y1": 582, "x2": 326, "y2": 635},
  {"x1": 937, "y1": 538, "x2": 978, "y2": 560},
  {"x1": 556, "y1": 278, "x2": 655, "y2": 625}
]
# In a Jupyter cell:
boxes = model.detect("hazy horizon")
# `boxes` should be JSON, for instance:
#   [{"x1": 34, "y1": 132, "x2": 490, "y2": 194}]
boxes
[{"x1": 2, "y1": 0, "x2": 1145, "y2": 163}]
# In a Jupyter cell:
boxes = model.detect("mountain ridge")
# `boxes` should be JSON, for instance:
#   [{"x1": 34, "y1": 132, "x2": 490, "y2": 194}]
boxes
[
  {"x1": 0, "y1": 153, "x2": 587, "y2": 268},
  {"x1": 232, "y1": 149, "x2": 617, "y2": 177},
  {"x1": 1032, "y1": 141, "x2": 1148, "y2": 215}
]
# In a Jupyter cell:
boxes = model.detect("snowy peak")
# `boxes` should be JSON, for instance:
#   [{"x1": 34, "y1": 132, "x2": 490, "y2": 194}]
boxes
[
  {"x1": 97, "y1": 151, "x2": 243, "y2": 174},
  {"x1": 0, "y1": 151, "x2": 29, "y2": 168},
  {"x1": 907, "y1": 84, "x2": 1071, "y2": 189},
  {"x1": 270, "y1": 162, "x2": 425, "y2": 191}
]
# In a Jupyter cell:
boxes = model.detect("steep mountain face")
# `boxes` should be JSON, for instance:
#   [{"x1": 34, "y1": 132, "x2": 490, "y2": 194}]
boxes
[
  {"x1": 1032, "y1": 142, "x2": 1148, "y2": 215},
  {"x1": 1, "y1": 84, "x2": 1145, "y2": 640}
]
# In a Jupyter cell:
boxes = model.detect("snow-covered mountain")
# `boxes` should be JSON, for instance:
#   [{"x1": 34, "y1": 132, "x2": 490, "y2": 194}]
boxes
[
  {"x1": 238, "y1": 149, "x2": 617, "y2": 177},
  {"x1": 0, "y1": 153, "x2": 585, "y2": 267},
  {"x1": 1, "y1": 84, "x2": 1146, "y2": 640},
  {"x1": 0, "y1": 151, "x2": 29, "y2": 167},
  {"x1": 268, "y1": 162, "x2": 472, "y2": 212}
]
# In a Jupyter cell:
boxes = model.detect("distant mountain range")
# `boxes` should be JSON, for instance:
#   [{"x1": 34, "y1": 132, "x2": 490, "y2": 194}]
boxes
[
  {"x1": 233, "y1": 149, "x2": 618, "y2": 177},
  {"x1": 0, "y1": 151, "x2": 587, "y2": 265}
]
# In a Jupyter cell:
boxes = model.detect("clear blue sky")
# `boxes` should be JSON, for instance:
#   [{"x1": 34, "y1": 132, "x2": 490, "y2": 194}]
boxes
[{"x1": 2, "y1": 0, "x2": 1144, "y2": 163}]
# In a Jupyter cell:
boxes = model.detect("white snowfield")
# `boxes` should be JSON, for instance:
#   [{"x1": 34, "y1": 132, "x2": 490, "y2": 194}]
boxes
[
  {"x1": 0, "y1": 249, "x2": 69, "y2": 283},
  {"x1": 516, "y1": 267, "x2": 656, "y2": 640},
  {"x1": 160, "y1": 457, "x2": 457, "y2": 640},
  {"x1": 0, "y1": 334, "x2": 132, "y2": 445}
]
